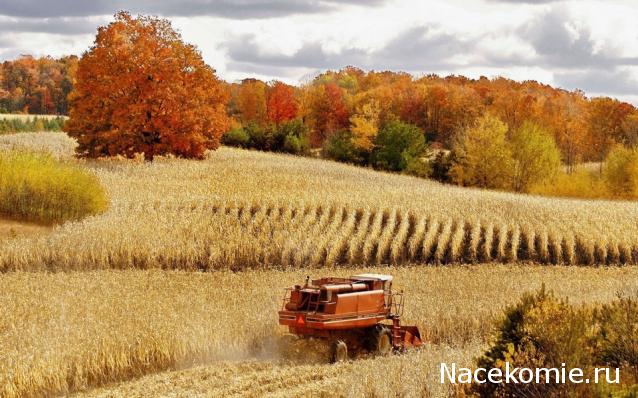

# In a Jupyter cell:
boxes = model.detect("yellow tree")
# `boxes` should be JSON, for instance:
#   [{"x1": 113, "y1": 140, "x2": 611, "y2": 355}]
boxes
[
  {"x1": 349, "y1": 99, "x2": 380, "y2": 151},
  {"x1": 450, "y1": 114, "x2": 514, "y2": 189}
]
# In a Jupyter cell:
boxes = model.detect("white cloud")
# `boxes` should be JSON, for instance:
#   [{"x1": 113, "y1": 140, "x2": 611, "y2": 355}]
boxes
[{"x1": 0, "y1": 0, "x2": 637, "y2": 103}]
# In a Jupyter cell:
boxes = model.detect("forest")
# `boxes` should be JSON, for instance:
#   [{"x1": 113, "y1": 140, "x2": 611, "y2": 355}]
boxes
[{"x1": 3, "y1": 55, "x2": 638, "y2": 198}]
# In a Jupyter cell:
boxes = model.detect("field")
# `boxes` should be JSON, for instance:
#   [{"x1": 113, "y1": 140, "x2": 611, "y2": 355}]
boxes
[
  {"x1": 2, "y1": 132, "x2": 638, "y2": 397},
  {"x1": 3, "y1": 266, "x2": 638, "y2": 397},
  {"x1": 1, "y1": 133, "x2": 638, "y2": 273}
]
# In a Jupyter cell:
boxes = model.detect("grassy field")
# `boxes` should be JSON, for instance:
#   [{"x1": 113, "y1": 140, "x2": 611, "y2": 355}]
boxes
[{"x1": 1, "y1": 132, "x2": 638, "y2": 396}]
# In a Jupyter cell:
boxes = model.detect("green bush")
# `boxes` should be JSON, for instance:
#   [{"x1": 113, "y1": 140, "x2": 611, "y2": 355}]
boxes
[
  {"x1": 276, "y1": 119, "x2": 310, "y2": 155},
  {"x1": 243, "y1": 122, "x2": 271, "y2": 150},
  {"x1": 372, "y1": 121, "x2": 426, "y2": 172},
  {"x1": 322, "y1": 130, "x2": 366, "y2": 164},
  {"x1": 222, "y1": 127, "x2": 250, "y2": 148},
  {"x1": 0, "y1": 150, "x2": 108, "y2": 224}
]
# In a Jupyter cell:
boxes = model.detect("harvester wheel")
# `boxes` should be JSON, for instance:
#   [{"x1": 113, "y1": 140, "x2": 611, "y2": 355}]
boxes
[
  {"x1": 330, "y1": 340, "x2": 348, "y2": 363},
  {"x1": 370, "y1": 325, "x2": 392, "y2": 356}
]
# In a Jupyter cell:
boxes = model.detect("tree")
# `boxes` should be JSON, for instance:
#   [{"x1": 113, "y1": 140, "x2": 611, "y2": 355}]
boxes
[
  {"x1": 450, "y1": 114, "x2": 514, "y2": 189},
  {"x1": 372, "y1": 121, "x2": 426, "y2": 171},
  {"x1": 587, "y1": 97, "x2": 634, "y2": 171},
  {"x1": 510, "y1": 121, "x2": 562, "y2": 192},
  {"x1": 349, "y1": 100, "x2": 379, "y2": 151},
  {"x1": 65, "y1": 12, "x2": 229, "y2": 160},
  {"x1": 307, "y1": 82, "x2": 349, "y2": 147},
  {"x1": 235, "y1": 78, "x2": 267, "y2": 125},
  {"x1": 266, "y1": 81, "x2": 298, "y2": 125}
]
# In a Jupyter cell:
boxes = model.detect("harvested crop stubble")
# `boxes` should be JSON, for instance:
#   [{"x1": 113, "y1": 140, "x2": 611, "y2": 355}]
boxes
[
  {"x1": 0, "y1": 265, "x2": 636, "y2": 397},
  {"x1": 1, "y1": 133, "x2": 638, "y2": 270},
  {"x1": 75, "y1": 346, "x2": 478, "y2": 398},
  {"x1": 2, "y1": 265, "x2": 638, "y2": 397}
]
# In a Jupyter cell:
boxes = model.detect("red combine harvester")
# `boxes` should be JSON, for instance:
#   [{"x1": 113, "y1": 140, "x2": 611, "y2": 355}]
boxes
[{"x1": 278, "y1": 274, "x2": 422, "y2": 362}]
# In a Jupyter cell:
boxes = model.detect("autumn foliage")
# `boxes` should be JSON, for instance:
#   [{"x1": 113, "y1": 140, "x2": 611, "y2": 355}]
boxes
[{"x1": 65, "y1": 12, "x2": 229, "y2": 160}]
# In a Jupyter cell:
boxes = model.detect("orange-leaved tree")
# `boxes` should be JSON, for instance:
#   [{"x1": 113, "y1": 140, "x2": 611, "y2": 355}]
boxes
[
  {"x1": 65, "y1": 11, "x2": 229, "y2": 160},
  {"x1": 266, "y1": 81, "x2": 298, "y2": 125}
]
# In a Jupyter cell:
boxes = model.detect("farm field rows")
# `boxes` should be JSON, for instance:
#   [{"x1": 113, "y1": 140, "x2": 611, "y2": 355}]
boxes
[
  {"x1": 2, "y1": 132, "x2": 638, "y2": 396},
  {"x1": 1, "y1": 133, "x2": 638, "y2": 272},
  {"x1": 3, "y1": 265, "x2": 638, "y2": 397}
]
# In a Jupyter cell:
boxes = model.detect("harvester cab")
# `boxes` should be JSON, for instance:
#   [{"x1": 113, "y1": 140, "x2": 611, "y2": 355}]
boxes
[{"x1": 278, "y1": 274, "x2": 422, "y2": 362}]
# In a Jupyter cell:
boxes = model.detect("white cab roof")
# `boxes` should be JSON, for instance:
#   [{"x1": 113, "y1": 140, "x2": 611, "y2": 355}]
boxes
[{"x1": 352, "y1": 274, "x2": 393, "y2": 282}]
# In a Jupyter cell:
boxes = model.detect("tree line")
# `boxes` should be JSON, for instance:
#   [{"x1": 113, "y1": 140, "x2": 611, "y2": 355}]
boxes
[{"x1": 4, "y1": 12, "x2": 638, "y2": 199}]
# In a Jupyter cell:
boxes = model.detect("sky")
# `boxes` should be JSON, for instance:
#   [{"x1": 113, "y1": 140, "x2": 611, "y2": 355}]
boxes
[{"x1": 0, "y1": 0, "x2": 637, "y2": 104}]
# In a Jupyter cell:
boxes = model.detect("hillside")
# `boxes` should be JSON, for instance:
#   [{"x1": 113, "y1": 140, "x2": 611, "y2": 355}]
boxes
[{"x1": 1, "y1": 132, "x2": 637, "y2": 271}]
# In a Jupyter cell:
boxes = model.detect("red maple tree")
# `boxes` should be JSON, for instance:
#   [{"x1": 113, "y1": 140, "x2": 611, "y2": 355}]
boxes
[{"x1": 65, "y1": 12, "x2": 229, "y2": 160}]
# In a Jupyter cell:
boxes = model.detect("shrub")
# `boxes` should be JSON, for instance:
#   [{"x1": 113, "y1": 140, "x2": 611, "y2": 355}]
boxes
[
  {"x1": 243, "y1": 122, "x2": 271, "y2": 151},
  {"x1": 593, "y1": 296, "x2": 638, "y2": 375},
  {"x1": 403, "y1": 157, "x2": 431, "y2": 178},
  {"x1": 530, "y1": 170, "x2": 606, "y2": 199},
  {"x1": 275, "y1": 119, "x2": 310, "y2": 155},
  {"x1": 0, "y1": 150, "x2": 108, "y2": 224},
  {"x1": 603, "y1": 145, "x2": 638, "y2": 199},
  {"x1": 474, "y1": 286, "x2": 594, "y2": 397},
  {"x1": 430, "y1": 151, "x2": 455, "y2": 183},
  {"x1": 322, "y1": 130, "x2": 366, "y2": 164},
  {"x1": 372, "y1": 121, "x2": 426, "y2": 171},
  {"x1": 222, "y1": 127, "x2": 250, "y2": 148}
]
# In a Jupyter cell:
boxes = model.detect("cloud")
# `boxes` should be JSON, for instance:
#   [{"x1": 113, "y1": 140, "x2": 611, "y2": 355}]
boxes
[
  {"x1": 0, "y1": 17, "x2": 99, "y2": 35},
  {"x1": 225, "y1": 26, "x2": 474, "y2": 74},
  {"x1": 555, "y1": 69, "x2": 638, "y2": 95},
  {"x1": 517, "y1": 7, "x2": 638, "y2": 69},
  {"x1": 486, "y1": 0, "x2": 561, "y2": 3},
  {"x1": 0, "y1": 0, "x2": 385, "y2": 19}
]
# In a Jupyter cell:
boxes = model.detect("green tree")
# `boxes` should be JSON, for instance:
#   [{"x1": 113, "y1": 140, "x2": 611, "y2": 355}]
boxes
[
  {"x1": 510, "y1": 121, "x2": 562, "y2": 192},
  {"x1": 603, "y1": 145, "x2": 638, "y2": 198},
  {"x1": 450, "y1": 114, "x2": 514, "y2": 189},
  {"x1": 372, "y1": 121, "x2": 426, "y2": 171}
]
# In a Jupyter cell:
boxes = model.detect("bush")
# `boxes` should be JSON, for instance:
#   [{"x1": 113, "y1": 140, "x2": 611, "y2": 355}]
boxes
[
  {"x1": 222, "y1": 127, "x2": 250, "y2": 148},
  {"x1": 403, "y1": 157, "x2": 431, "y2": 178},
  {"x1": 474, "y1": 286, "x2": 594, "y2": 397},
  {"x1": 593, "y1": 296, "x2": 638, "y2": 374},
  {"x1": 243, "y1": 122, "x2": 271, "y2": 150},
  {"x1": 0, "y1": 150, "x2": 108, "y2": 224},
  {"x1": 322, "y1": 130, "x2": 366, "y2": 164},
  {"x1": 372, "y1": 121, "x2": 426, "y2": 171},
  {"x1": 276, "y1": 119, "x2": 310, "y2": 155},
  {"x1": 530, "y1": 170, "x2": 606, "y2": 199},
  {"x1": 430, "y1": 151, "x2": 455, "y2": 183},
  {"x1": 604, "y1": 145, "x2": 638, "y2": 199}
]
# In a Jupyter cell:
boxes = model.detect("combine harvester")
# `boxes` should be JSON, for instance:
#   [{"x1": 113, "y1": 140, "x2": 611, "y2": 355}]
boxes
[{"x1": 278, "y1": 274, "x2": 422, "y2": 362}]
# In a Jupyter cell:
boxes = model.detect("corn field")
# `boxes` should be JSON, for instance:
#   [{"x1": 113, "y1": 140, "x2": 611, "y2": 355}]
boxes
[
  {"x1": 2, "y1": 265, "x2": 638, "y2": 398},
  {"x1": 2, "y1": 133, "x2": 638, "y2": 397},
  {"x1": 1, "y1": 133, "x2": 638, "y2": 271}
]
